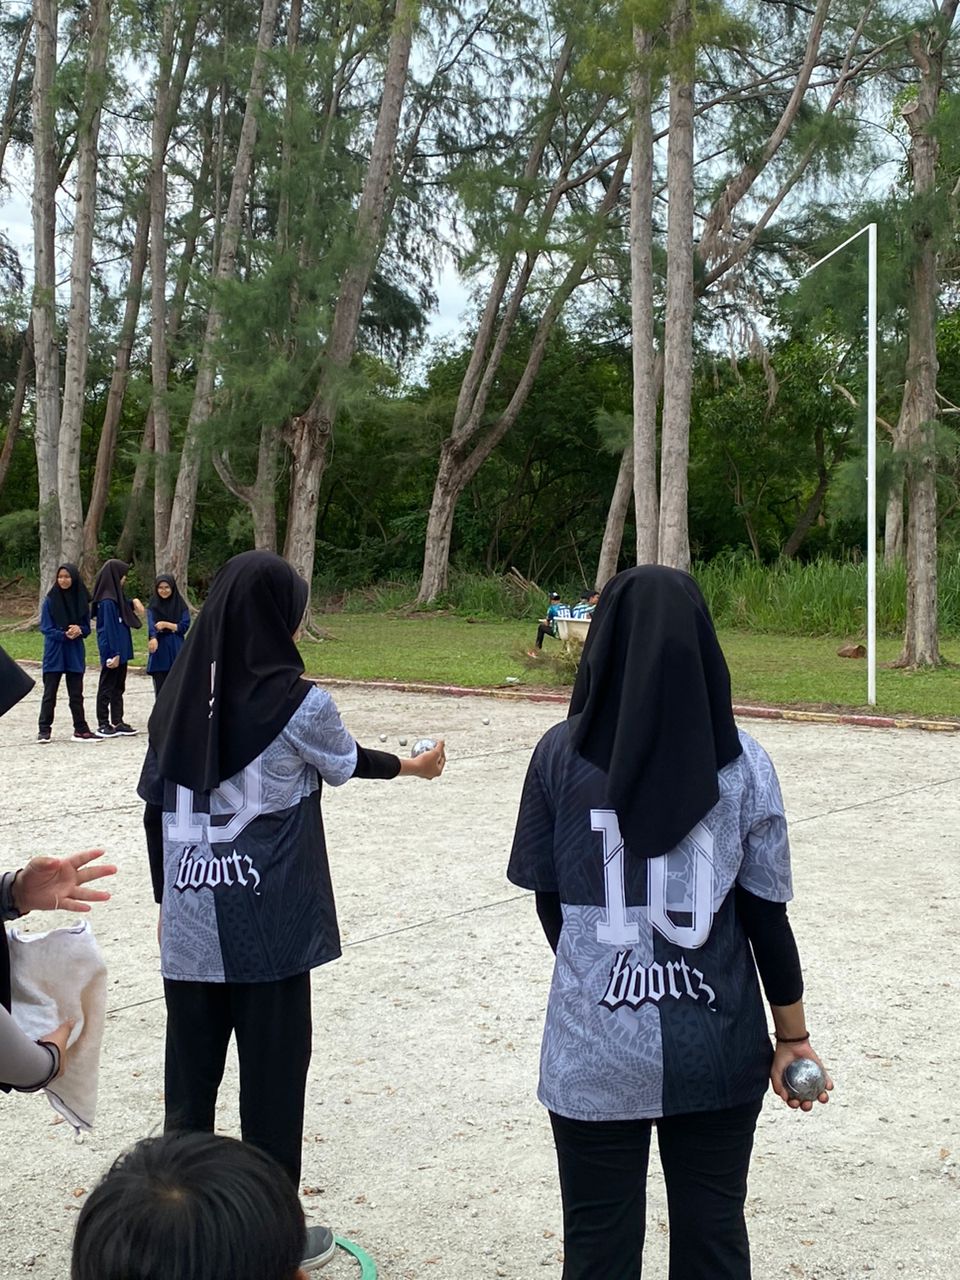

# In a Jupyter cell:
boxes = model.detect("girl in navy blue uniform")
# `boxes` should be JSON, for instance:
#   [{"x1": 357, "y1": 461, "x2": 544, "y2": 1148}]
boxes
[
  {"x1": 91, "y1": 559, "x2": 144, "y2": 737},
  {"x1": 38, "y1": 563, "x2": 96, "y2": 742},
  {"x1": 146, "y1": 574, "x2": 190, "y2": 696}
]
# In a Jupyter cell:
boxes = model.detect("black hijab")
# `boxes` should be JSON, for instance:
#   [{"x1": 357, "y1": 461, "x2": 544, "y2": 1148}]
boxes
[
  {"x1": 46, "y1": 562, "x2": 91, "y2": 631},
  {"x1": 567, "y1": 565, "x2": 742, "y2": 860},
  {"x1": 148, "y1": 551, "x2": 311, "y2": 792},
  {"x1": 148, "y1": 574, "x2": 187, "y2": 625},
  {"x1": 0, "y1": 644, "x2": 35, "y2": 720},
  {"x1": 92, "y1": 559, "x2": 141, "y2": 629}
]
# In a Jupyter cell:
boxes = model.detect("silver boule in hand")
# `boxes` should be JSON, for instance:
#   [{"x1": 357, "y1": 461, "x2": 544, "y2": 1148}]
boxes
[
  {"x1": 784, "y1": 1057, "x2": 826, "y2": 1102},
  {"x1": 411, "y1": 737, "x2": 437, "y2": 758}
]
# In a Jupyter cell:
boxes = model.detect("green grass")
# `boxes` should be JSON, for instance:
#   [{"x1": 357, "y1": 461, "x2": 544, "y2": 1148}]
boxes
[{"x1": 3, "y1": 613, "x2": 959, "y2": 719}]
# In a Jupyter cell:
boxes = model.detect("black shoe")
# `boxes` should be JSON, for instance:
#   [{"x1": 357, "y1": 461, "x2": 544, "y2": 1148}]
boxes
[
  {"x1": 72, "y1": 729, "x2": 98, "y2": 741},
  {"x1": 95, "y1": 724, "x2": 118, "y2": 737},
  {"x1": 301, "y1": 1225, "x2": 336, "y2": 1271},
  {"x1": 112, "y1": 722, "x2": 138, "y2": 736},
  {"x1": 37, "y1": 730, "x2": 51, "y2": 744}
]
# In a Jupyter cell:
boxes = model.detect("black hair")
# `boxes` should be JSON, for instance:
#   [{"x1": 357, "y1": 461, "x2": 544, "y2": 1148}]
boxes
[{"x1": 71, "y1": 1132, "x2": 305, "y2": 1280}]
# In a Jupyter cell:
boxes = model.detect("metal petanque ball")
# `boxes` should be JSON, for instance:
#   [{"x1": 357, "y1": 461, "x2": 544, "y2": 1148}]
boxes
[
  {"x1": 784, "y1": 1057, "x2": 826, "y2": 1102},
  {"x1": 411, "y1": 737, "x2": 437, "y2": 758}
]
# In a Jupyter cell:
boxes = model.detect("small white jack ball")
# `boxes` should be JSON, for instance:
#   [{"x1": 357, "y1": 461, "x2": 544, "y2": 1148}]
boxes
[
  {"x1": 378, "y1": 734, "x2": 387, "y2": 742},
  {"x1": 411, "y1": 737, "x2": 437, "y2": 758},
  {"x1": 482, "y1": 717, "x2": 490, "y2": 725},
  {"x1": 398, "y1": 737, "x2": 408, "y2": 747}
]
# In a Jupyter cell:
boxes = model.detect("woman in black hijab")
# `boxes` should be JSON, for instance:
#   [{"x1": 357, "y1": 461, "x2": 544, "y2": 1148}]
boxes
[
  {"x1": 91, "y1": 559, "x2": 144, "y2": 736},
  {"x1": 1, "y1": 645, "x2": 115, "y2": 1093},
  {"x1": 138, "y1": 550, "x2": 446, "y2": 1271},
  {"x1": 38, "y1": 563, "x2": 95, "y2": 742},
  {"x1": 145, "y1": 574, "x2": 190, "y2": 696},
  {"x1": 508, "y1": 566, "x2": 832, "y2": 1280}
]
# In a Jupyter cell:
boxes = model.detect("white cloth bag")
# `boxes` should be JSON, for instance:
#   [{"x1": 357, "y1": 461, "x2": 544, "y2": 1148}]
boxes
[{"x1": 7, "y1": 920, "x2": 107, "y2": 1131}]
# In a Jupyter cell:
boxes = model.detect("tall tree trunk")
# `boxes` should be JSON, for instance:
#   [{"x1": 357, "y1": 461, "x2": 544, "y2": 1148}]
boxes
[
  {"x1": 81, "y1": 0, "x2": 199, "y2": 579},
  {"x1": 894, "y1": 9, "x2": 956, "y2": 667},
  {"x1": 884, "y1": 478, "x2": 904, "y2": 564},
  {"x1": 415, "y1": 41, "x2": 614, "y2": 603},
  {"x1": 159, "y1": 0, "x2": 282, "y2": 585},
  {"x1": 58, "y1": 0, "x2": 112, "y2": 565},
  {"x1": 116, "y1": 95, "x2": 213, "y2": 565},
  {"x1": 630, "y1": 29, "x2": 659, "y2": 565},
  {"x1": 31, "y1": 0, "x2": 61, "y2": 601},
  {"x1": 80, "y1": 194, "x2": 149, "y2": 579},
  {"x1": 658, "y1": 0, "x2": 695, "y2": 570},
  {"x1": 213, "y1": 0, "x2": 301, "y2": 554},
  {"x1": 596, "y1": 445, "x2": 635, "y2": 588},
  {"x1": 0, "y1": 320, "x2": 32, "y2": 498},
  {"x1": 150, "y1": 2, "x2": 179, "y2": 559},
  {"x1": 782, "y1": 426, "x2": 830, "y2": 559},
  {"x1": 416, "y1": 155, "x2": 629, "y2": 602},
  {"x1": 284, "y1": 0, "x2": 415, "y2": 589},
  {"x1": 115, "y1": 414, "x2": 155, "y2": 564}
]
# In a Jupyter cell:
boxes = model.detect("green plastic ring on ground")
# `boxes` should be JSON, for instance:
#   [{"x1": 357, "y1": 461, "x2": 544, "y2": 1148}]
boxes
[{"x1": 333, "y1": 1236, "x2": 377, "y2": 1278}]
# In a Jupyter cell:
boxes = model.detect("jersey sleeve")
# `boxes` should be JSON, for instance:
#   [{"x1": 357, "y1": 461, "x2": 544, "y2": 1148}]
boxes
[
  {"x1": 137, "y1": 744, "x2": 165, "y2": 806},
  {"x1": 507, "y1": 740, "x2": 559, "y2": 892},
  {"x1": 281, "y1": 685, "x2": 358, "y2": 785},
  {"x1": 737, "y1": 740, "x2": 793, "y2": 903}
]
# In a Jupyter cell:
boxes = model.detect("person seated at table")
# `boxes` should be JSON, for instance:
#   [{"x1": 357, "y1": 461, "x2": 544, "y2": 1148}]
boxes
[
  {"x1": 532, "y1": 592, "x2": 571, "y2": 654},
  {"x1": 572, "y1": 589, "x2": 600, "y2": 619}
]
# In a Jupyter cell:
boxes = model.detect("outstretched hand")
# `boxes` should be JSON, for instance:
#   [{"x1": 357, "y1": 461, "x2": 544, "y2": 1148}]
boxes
[
  {"x1": 400, "y1": 739, "x2": 446, "y2": 780},
  {"x1": 12, "y1": 850, "x2": 117, "y2": 915}
]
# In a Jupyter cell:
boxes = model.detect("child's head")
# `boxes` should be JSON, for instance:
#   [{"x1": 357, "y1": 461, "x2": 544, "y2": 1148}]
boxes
[{"x1": 71, "y1": 1132, "x2": 306, "y2": 1280}]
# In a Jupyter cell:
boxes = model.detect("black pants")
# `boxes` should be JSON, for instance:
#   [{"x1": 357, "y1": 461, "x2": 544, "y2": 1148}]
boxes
[
  {"x1": 96, "y1": 662, "x2": 127, "y2": 727},
  {"x1": 163, "y1": 973, "x2": 313, "y2": 1189},
  {"x1": 549, "y1": 1098, "x2": 763, "y2": 1280},
  {"x1": 151, "y1": 670, "x2": 169, "y2": 696},
  {"x1": 38, "y1": 671, "x2": 88, "y2": 733},
  {"x1": 536, "y1": 623, "x2": 554, "y2": 649}
]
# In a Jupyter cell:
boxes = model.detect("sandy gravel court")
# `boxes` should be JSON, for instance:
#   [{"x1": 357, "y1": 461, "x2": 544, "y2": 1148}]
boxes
[{"x1": 1, "y1": 667, "x2": 958, "y2": 1278}]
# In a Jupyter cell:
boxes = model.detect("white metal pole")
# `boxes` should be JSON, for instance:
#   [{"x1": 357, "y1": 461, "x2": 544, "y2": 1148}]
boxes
[
  {"x1": 866, "y1": 223, "x2": 877, "y2": 705},
  {"x1": 802, "y1": 222, "x2": 878, "y2": 706}
]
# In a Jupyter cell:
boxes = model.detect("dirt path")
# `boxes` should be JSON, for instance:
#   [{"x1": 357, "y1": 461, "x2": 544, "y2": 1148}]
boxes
[{"x1": 1, "y1": 670, "x2": 957, "y2": 1278}]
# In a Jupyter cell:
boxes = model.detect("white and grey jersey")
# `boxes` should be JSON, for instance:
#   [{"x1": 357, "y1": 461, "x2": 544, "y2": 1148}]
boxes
[
  {"x1": 142, "y1": 686, "x2": 358, "y2": 984},
  {"x1": 508, "y1": 726, "x2": 792, "y2": 1122}
]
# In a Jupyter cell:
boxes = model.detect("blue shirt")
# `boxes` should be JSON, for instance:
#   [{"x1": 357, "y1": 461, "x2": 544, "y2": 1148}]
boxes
[
  {"x1": 94, "y1": 598, "x2": 135, "y2": 665},
  {"x1": 146, "y1": 607, "x2": 190, "y2": 673},
  {"x1": 40, "y1": 599, "x2": 90, "y2": 674}
]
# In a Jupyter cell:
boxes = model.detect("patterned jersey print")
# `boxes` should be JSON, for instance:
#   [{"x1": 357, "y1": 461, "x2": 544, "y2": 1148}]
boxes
[
  {"x1": 508, "y1": 726, "x2": 792, "y2": 1121},
  {"x1": 153, "y1": 686, "x2": 358, "y2": 984}
]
